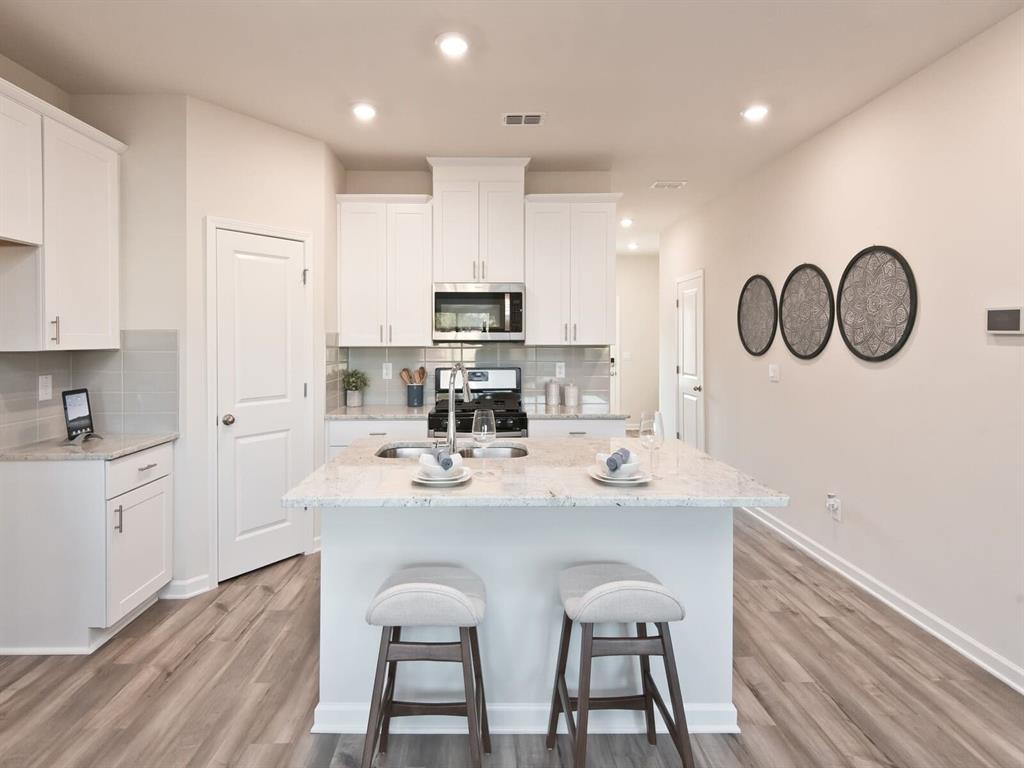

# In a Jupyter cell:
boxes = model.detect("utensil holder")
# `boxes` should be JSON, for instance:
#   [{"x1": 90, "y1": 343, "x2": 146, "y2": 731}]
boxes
[{"x1": 406, "y1": 384, "x2": 424, "y2": 407}]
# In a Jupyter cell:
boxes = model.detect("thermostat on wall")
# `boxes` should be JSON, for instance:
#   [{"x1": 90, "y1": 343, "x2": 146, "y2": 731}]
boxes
[{"x1": 987, "y1": 307, "x2": 1023, "y2": 335}]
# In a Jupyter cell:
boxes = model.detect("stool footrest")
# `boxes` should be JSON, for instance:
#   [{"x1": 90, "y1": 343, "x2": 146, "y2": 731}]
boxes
[
  {"x1": 386, "y1": 640, "x2": 463, "y2": 663},
  {"x1": 389, "y1": 700, "x2": 468, "y2": 718},
  {"x1": 591, "y1": 636, "x2": 664, "y2": 658},
  {"x1": 569, "y1": 693, "x2": 647, "y2": 711}
]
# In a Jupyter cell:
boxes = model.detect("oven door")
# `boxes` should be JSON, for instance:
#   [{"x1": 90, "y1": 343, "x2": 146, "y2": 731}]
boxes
[{"x1": 433, "y1": 283, "x2": 525, "y2": 342}]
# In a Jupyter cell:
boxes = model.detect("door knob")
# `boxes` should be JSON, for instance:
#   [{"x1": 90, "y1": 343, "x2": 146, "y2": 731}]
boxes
[
  {"x1": 692, "y1": 385, "x2": 703, "y2": 392},
  {"x1": 222, "y1": 414, "x2": 236, "y2": 425}
]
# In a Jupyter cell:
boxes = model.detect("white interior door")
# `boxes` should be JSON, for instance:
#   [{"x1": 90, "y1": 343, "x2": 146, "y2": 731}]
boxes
[
  {"x1": 677, "y1": 272, "x2": 705, "y2": 450},
  {"x1": 216, "y1": 229, "x2": 311, "y2": 581}
]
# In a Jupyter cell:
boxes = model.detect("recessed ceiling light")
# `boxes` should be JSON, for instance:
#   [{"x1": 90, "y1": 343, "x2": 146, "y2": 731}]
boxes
[
  {"x1": 352, "y1": 102, "x2": 377, "y2": 122},
  {"x1": 436, "y1": 32, "x2": 469, "y2": 59},
  {"x1": 620, "y1": 217, "x2": 633, "y2": 228},
  {"x1": 741, "y1": 104, "x2": 769, "y2": 123},
  {"x1": 627, "y1": 242, "x2": 639, "y2": 251}
]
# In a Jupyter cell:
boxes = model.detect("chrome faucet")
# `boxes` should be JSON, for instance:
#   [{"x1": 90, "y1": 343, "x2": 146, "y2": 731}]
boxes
[{"x1": 446, "y1": 362, "x2": 473, "y2": 454}]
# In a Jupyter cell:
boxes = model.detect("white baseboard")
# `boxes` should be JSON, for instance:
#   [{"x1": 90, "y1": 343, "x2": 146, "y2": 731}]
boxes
[
  {"x1": 0, "y1": 596, "x2": 157, "y2": 655},
  {"x1": 158, "y1": 573, "x2": 214, "y2": 600},
  {"x1": 741, "y1": 506, "x2": 1024, "y2": 694},
  {"x1": 312, "y1": 701, "x2": 738, "y2": 735}
]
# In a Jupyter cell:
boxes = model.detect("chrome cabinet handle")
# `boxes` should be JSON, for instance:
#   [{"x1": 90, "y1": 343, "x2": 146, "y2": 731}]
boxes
[
  {"x1": 388, "y1": 325, "x2": 392, "y2": 343},
  {"x1": 573, "y1": 323, "x2": 577, "y2": 341},
  {"x1": 50, "y1": 316, "x2": 60, "y2": 345},
  {"x1": 222, "y1": 413, "x2": 235, "y2": 426},
  {"x1": 368, "y1": 432, "x2": 387, "y2": 436},
  {"x1": 569, "y1": 431, "x2": 587, "y2": 436},
  {"x1": 481, "y1": 261, "x2": 486, "y2": 280},
  {"x1": 564, "y1": 323, "x2": 568, "y2": 342},
  {"x1": 379, "y1": 324, "x2": 383, "y2": 343},
  {"x1": 473, "y1": 262, "x2": 477, "y2": 280},
  {"x1": 138, "y1": 462, "x2": 158, "y2": 472},
  {"x1": 114, "y1": 505, "x2": 124, "y2": 533},
  {"x1": 693, "y1": 385, "x2": 703, "y2": 392}
]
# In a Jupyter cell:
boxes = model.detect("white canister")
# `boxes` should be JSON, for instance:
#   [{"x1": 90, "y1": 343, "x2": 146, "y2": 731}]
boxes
[
  {"x1": 563, "y1": 382, "x2": 580, "y2": 408},
  {"x1": 545, "y1": 379, "x2": 561, "y2": 412}
]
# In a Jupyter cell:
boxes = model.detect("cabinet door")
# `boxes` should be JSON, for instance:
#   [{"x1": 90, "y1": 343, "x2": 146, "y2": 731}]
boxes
[
  {"x1": 0, "y1": 96, "x2": 42, "y2": 245},
  {"x1": 43, "y1": 118, "x2": 119, "y2": 350},
  {"x1": 339, "y1": 202, "x2": 388, "y2": 346},
  {"x1": 479, "y1": 181, "x2": 524, "y2": 282},
  {"x1": 387, "y1": 203, "x2": 432, "y2": 346},
  {"x1": 570, "y1": 203, "x2": 616, "y2": 345},
  {"x1": 525, "y1": 202, "x2": 571, "y2": 344},
  {"x1": 432, "y1": 180, "x2": 479, "y2": 282},
  {"x1": 106, "y1": 476, "x2": 172, "y2": 626}
]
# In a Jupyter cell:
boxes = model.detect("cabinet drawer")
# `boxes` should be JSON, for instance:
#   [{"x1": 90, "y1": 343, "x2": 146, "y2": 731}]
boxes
[
  {"x1": 528, "y1": 420, "x2": 626, "y2": 439},
  {"x1": 327, "y1": 419, "x2": 428, "y2": 447},
  {"x1": 105, "y1": 443, "x2": 173, "y2": 500}
]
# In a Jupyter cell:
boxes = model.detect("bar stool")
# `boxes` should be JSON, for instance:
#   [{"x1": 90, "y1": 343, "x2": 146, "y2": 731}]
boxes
[
  {"x1": 361, "y1": 565, "x2": 491, "y2": 768},
  {"x1": 545, "y1": 563, "x2": 696, "y2": 768}
]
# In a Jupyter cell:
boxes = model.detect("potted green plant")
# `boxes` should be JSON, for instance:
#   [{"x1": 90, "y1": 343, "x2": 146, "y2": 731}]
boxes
[{"x1": 343, "y1": 369, "x2": 369, "y2": 407}]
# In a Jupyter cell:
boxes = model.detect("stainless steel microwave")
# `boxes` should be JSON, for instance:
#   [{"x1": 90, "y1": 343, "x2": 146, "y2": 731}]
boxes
[{"x1": 433, "y1": 283, "x2": 525, "y2": 342}]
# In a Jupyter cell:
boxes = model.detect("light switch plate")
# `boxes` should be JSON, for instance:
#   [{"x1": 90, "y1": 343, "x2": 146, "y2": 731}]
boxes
[
  {"x1": 768, "y1": 364, "x2": 780, "y2": 383},
  {"x1": 38, "y1": 374, "x2": 52, "y2": 402},
  {"x1": 382, "y1": 362, "x2": 393, "y2": 380},
  {"x1": 555, "y1": 362, "x2": 566, "y2": 379}
]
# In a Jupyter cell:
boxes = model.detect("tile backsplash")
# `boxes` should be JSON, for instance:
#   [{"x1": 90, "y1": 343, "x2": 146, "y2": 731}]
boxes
[
  {"x1": 0, "y1": 330, "x2": 179, "y2": 449},
  {"x1": 328, "y1": 343, "x2": 611, "y2": 410}
]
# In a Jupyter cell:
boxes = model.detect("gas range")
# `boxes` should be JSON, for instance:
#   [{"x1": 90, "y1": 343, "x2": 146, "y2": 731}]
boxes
[{"x1": 427, "y1": 367, "x2": 529, "y2": 437}]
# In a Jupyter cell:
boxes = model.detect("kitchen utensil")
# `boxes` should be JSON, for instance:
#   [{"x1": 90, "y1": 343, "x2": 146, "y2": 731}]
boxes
[{"x1": 400, "y1": 368, "x2": 412, "y2": 385}]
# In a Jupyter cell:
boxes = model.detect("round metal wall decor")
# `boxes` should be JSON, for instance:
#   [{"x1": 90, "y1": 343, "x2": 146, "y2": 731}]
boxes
[
  {"x1": 779, "y1": 263, "x2": 834, "y2": 359},
  {"x1": 837, "y1": 245, "x2": 917, "y2": 362},
  {"x1": 737, "y1": 275, "x2": 777, "y2": 356}
]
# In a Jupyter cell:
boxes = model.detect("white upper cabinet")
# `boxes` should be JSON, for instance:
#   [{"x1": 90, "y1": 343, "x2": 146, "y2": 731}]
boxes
[
  {"x1": 43, "y1": 118, "x2": 120, "y2": 350},
  {"x1": 525, "y1": 194, "x2": 620, "y2": 346},
  {"x1": 428, "y1": 158, "x2": 528, "y2": 284},
  {"x1": 338, "y1": 195, "x2": 432, "y2": 347},
  {"x1": 0, "y1": 95, "x2": 42, "y2": 245}
]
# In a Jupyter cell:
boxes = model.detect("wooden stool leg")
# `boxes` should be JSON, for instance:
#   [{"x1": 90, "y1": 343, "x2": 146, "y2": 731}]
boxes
[
  {"x1": 574, "y1": 623, "x2": 594, "y2": 768},
  {"x1": 459, "y1": 628, "x2": 483, "y2": 768},
  {"x1": 378, "y1": 626, "x2": 401, "y2": 755},
  {"x1": 546, "y1": 612, "x2": 573, "y2": 750},
  {"x1": 637, "y1": 623, "x2": 657, "y2": 745},
  {"x1": 657, "y1": 623, "x2": 696, "y2": 768},
  {"x1": 469, "y1": 627, "x2": 491, "y2": 754},
  {"x1": 360, "y1": 627, "x2": 391, "y2": 768}
]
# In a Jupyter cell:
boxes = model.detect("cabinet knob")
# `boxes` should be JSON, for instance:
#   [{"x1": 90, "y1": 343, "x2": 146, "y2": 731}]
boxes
[{"x1": 222, "y1": 413, "x2": 236, "y2": 426}]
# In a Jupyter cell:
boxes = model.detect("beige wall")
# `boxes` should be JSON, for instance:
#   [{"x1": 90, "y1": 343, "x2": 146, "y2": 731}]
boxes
[
  {"x1": 0, "y1": 51, "x2": 69, "y2": 110},
  {"x1": 616, "y1": 253, "x2": 659, "y2": 422},
  {"x1": 659, "y1": 12, "x2": 1024, "y2": 683}
]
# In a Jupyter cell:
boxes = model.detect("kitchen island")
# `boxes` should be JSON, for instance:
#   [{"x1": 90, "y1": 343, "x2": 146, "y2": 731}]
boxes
[{"x1": 283, "y1": 436, "x2": 787, "y2": 736}]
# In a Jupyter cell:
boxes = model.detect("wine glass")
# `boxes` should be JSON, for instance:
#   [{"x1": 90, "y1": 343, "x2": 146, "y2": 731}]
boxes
[
  {"x1": 472, "y1": 409, "x2": 497, "y2": 477},
  {"x1": 640, "y1": 411, "x2": 665, "y2": 478}
]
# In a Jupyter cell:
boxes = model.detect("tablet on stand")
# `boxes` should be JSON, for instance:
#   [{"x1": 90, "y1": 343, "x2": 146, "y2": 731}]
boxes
[{"x1": 62, "y1": 388, "x2": 102, "y2": 443}]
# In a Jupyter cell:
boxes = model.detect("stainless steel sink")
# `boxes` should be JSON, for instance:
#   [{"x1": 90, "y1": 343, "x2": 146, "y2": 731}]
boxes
[
  {"x1": 374, "y1": 443, "x2": 438, "y2": 459},
  {"x1": 457, "y1": 443, "x2": 529, "y2": 459}
]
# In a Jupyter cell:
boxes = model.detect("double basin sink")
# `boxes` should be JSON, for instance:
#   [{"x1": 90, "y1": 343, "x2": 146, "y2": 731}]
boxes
[{"x1": 375, "y1": 442, "x2": 529, "y2": 460}]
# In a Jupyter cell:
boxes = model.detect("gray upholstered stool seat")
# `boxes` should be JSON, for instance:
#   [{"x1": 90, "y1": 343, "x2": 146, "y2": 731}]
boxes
[
  {"x1": 366, "y1": 565, "x2": 486, "y2": 627},
  {"x1": 558, "y1": 563, "x2": 685, "y2": 624}
]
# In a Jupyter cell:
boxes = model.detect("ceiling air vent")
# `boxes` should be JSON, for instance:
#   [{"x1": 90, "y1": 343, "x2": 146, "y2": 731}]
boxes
[
  {"x1": 502, "y1": 112, "x2": 545, "y2": 127},
  {"x1": 650, "y1": 180, "x2": 688, "y2": 190}
]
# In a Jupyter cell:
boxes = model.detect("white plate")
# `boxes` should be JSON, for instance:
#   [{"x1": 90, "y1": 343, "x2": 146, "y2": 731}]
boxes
[
  {"x1": 412, "y1": 467, "x2": 473, "y2": 487},
  {"x1": 587, "y1": 466, "x2": 652, "y2": 485}
]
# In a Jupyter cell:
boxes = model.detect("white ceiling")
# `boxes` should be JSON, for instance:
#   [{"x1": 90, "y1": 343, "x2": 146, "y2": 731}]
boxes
[{"x1": 0, "y1": 0, "x2": 1018, "y2": 254}]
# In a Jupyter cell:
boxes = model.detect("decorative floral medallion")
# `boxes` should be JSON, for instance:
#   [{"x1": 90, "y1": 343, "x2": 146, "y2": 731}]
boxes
[
  {"x1": 737, "y1": 275, "x2": 777, "y2": 356},
  {"x1": 837, "y1": 246, "x2": 917, "y2": 361},
  {"x1": 780, "y1": 264, "x2": 834, "y2": 359}
]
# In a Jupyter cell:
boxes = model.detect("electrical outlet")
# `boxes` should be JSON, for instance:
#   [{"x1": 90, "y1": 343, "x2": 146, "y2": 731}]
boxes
[
  {"x1": 826, "y1": 493, "x2": 842, "y2": 522},
  {"x1": 768, "y1": 364, "x2": 780, "y2": 383},
  {"x1": 382, "y1": 362, "x2": 393, "y2": 380},
  {"x1": 37, "y1": 374, "x2": 52, "y2": 402},
  {"x1": 555, "y1": 362, "x2": 566, "y2": 379}
]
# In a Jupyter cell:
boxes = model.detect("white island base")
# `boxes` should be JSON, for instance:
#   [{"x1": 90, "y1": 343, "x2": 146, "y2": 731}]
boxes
[{"x1": 314, "y1": 503, "x2": 736, "y2": 735}]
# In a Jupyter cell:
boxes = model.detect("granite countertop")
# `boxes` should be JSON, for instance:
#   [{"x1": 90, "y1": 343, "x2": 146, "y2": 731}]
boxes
[
  {"x1": 0, "y1": 433, "x2": 178, "y2": 461},
  {"x1": 326, "y1": 405, "x2": 430, "y2": 420},
  {"x1": 283, "y1": 436, "x2": 788, "y2": 509},
  {"x1": 326, "y1": 405, "x2": 628, "y2": 421}
]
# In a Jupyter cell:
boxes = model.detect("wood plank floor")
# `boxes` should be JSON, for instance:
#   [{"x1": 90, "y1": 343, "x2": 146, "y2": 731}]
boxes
[{"x1": 1, "y1": 513, "x2": 1021, "y2": 768}]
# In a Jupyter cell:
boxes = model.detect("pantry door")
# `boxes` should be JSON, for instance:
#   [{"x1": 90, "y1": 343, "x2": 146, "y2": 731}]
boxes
[
  {"x1": 677, "y1": 271, "x2": 705, "y2": 450},
  {"x1": 215, "y1": 227, "x2": 312, "y2": 581}
]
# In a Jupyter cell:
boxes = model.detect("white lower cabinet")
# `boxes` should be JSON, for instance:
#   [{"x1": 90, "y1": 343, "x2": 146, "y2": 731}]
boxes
[
  {"x1": 0, "y1": 441, "x2": 174, "y2": 653},
  {"x1": 326, "y1": 419, "x2": 429, "y2": 460},
  {"x1": 528, "y1": 419, "x2": 626, "y2": 438}
]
